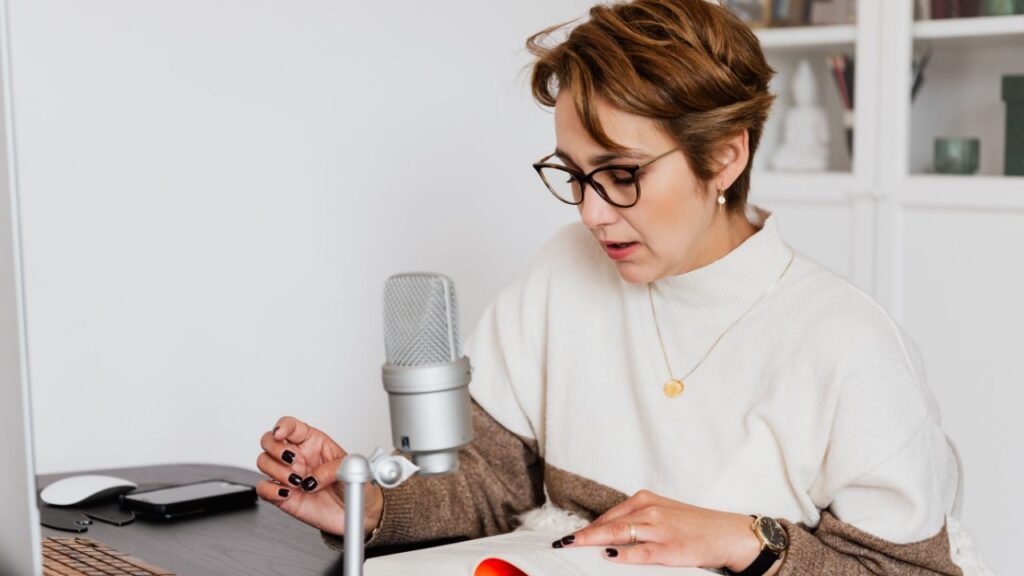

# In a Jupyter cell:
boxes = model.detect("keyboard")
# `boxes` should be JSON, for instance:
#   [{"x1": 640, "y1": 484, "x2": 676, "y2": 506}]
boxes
[{"x1": 42, "y1": 537, "x2": 175, "y2": 576}]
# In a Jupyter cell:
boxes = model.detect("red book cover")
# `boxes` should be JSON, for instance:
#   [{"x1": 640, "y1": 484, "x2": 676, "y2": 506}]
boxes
[
  {"x1": 958, "y1": 0, "x2": 982, "y2": 17},
  {"x1": 930, "y1": 0, "x2": 951, "y2": 18}
]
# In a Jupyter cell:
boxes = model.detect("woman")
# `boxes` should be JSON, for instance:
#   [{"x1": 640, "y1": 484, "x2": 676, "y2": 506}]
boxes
[{"x1": 255, "y1": 1, "x2": 964, "y2": 574}]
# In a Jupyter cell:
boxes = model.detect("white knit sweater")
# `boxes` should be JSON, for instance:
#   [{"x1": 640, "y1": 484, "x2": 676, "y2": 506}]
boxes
[{"x1": 466, "y1": 207, "x2": 959, "y2": 545}]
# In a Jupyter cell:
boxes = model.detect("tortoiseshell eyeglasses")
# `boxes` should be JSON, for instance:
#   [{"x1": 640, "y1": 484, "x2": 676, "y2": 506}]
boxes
[{"x1": 532, "y1": 148, "x2": 680, "y2": 208}]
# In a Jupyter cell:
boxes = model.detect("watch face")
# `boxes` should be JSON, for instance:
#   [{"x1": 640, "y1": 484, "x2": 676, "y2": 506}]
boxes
[{"x1": 757, "y1": 517, "x2": 789, "y2": 551}]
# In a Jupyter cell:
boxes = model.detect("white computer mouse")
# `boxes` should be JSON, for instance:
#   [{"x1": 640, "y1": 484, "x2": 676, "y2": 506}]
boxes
[{"x1": 39, "y1": 474, "x2": 138, "y2": 507}]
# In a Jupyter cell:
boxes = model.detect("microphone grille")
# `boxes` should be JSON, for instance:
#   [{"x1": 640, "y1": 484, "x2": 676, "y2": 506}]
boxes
[{"x1": 383, "y1": 273, "x2": 460, "y2": 366}]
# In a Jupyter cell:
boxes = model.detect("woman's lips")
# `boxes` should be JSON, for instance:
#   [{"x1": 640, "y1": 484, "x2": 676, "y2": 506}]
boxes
[{"x1": 602, "y1": 241, "x2": 640, "y2": 261}]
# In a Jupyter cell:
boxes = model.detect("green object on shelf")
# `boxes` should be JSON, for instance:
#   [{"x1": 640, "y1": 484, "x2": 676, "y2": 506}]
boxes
[
  {"x1": 983, "y1": 0, "x2": 1024, "y2": 14},
  {"x1": 935, "y1": 138, "x2": 980, "y2": 175},
  {"x1": 1004, "y1": 75, "x2": 1024, "y2": 176}
]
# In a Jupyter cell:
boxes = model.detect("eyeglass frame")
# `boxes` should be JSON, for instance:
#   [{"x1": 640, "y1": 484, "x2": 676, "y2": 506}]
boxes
[{"x1": 532, "y1": 147, "x2": 680, "y2": 208}]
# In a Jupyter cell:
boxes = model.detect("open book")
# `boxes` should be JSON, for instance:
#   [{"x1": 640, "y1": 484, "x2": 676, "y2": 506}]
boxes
[{"x1": 365, "y1": 530, "x2": 719, "y2": 576}]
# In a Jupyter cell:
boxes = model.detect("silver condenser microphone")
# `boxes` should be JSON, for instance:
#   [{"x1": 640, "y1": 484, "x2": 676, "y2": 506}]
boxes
[{"x1": 381, "y1": 273, "x2": 472, "y2": 475}]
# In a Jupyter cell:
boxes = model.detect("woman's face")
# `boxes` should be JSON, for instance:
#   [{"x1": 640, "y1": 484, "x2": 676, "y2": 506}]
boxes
[{"x1": 553, "y1": 92, "x2": 725, "y2": 284}]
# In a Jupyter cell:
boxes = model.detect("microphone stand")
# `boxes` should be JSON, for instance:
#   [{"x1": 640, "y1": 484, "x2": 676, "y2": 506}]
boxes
[{"x1": 337, "y1": 449, "x2": 420, "y2": 576}]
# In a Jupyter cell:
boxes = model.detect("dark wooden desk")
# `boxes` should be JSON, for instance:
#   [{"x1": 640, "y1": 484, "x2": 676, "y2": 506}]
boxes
[{"x1": 38, "y1": 463, "x2": 356, "y2": 576}]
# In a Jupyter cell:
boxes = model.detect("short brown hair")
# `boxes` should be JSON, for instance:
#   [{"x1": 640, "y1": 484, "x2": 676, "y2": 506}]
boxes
[{"x1": 528, "y1": 0, "x2": 775, "y2": 212}]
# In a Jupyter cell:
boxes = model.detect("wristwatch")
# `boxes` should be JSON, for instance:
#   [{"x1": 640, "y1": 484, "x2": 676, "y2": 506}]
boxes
[{"x1": 725, "y1": 515, "x2": 789, "y2": 576}]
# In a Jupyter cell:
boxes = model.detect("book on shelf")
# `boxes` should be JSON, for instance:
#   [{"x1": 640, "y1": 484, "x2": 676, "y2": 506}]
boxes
[
  {"x1": 364, "y1": 530, "x2": 716, "y2": 576},
  {"x1": 927, "y1": 0, "x2": 983, "y2": 19},
  {"x1": 771, "y1": 0, "x2": 812, "y2": 26},
  {"x1": 826, "y1": 53, "x2": 855, "y2": 157},
  {"x1": 808, "y1": 0, "x2": 857, "y2": 25},
  {"x1": 724, "y1": 0, "x2": 856, "y2": 27},
  {"x1": 722, "y1": 0, "x2": 772, "y2": 27}
]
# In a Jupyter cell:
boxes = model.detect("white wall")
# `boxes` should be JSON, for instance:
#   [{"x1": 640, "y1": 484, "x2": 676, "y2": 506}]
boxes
[{"x1": 10, "y1": 0, "x2": 586, "y2": 474}]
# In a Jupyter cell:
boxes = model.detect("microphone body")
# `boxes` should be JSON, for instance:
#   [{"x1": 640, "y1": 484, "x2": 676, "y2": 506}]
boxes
[
  {"x1": 381, "y1": 273, "x2": 472, "y2": 475},
  {"x1": 340, "y1": 272, "x2": 472, "y2": 576}
]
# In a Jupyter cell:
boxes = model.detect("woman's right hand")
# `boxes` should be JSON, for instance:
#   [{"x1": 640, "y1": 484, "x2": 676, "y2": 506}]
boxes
[{"x1": 256, "y1": 416, "x2": 384, "y2": 538}]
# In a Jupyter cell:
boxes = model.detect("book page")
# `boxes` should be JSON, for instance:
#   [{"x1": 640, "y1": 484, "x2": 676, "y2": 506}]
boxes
[{"x1": 365, "y1": 530, "x2": 720, "y2": 576}]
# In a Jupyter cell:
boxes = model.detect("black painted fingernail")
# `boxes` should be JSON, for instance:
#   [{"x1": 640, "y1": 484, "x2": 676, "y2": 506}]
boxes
[
  {"x1": 288, "y1": 473, "x2": 302, "y2": 486},
  {"x1": 301, "y1": 476, "x2": 318, "y2": 492},
  {"x1": 282, "y1": 450, "x2": 295, "y2": 464},
  {"x1": 278, "y1": 488, "x2": 289, "y2": 497},
  {"x1": 605, "y1": 548, "x2": 618, "y2": 558},
  {"x1": 560, "y1": 535, "x2": 575, "y2": 545},
  {"x1": 551, "y1": 540, "x2": 563, "y2": 549}
]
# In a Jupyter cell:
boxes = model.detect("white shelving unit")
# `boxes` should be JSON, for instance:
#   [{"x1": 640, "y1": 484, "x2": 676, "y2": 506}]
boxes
[
  {"x1": 751, "y1": 170, "x2": 854, "y2": 203},
  {"x1": 750, "y1": 3, "x2": 876, "y2": 293},
  {"x1": 914, "y1": 13, "x2": 1024, "y2": 42},
  {"x1": 900, "y1": 175, "x2": 1024, "y2": 209},
  {"x1": 747, "y1": 4, "x2": 1023, "y2": 573},
  {"x1": 755, "y1": 24, "x2": 856, "y2": 49}
]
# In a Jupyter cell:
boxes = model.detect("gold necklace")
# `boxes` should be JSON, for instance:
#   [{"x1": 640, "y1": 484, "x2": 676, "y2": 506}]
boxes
[{"x1": 648, "y1": 249, "x2": 796, "y2": 398}]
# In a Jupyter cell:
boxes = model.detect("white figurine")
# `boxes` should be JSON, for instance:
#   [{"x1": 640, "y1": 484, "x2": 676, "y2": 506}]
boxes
[{"x1": 770, "y1": 59, "x2": 830, "y2": 172}]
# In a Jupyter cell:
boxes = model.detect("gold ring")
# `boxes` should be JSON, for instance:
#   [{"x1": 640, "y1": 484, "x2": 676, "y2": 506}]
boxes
[{"x1": 629, "y1": 523, "x2": 637, "y2": 545}]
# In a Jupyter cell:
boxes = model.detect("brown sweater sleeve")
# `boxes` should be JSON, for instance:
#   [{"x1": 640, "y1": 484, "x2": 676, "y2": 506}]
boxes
[
  {"x1": 321, "y1": 400, "x2": 544, "y2": 550},
  {"x1": 777, "y1": 510, "x2": 963, "y2": 576}
]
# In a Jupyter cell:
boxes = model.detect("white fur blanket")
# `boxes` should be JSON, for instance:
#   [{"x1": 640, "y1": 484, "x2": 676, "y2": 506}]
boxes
[{"x1": 947, "y1": 516, "x2": 994, "y2": 576}]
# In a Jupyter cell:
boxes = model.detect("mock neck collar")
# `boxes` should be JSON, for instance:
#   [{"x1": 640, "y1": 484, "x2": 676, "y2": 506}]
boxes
[{"x1": 647, "y1": 205, "x2": 793, "y2": 328}]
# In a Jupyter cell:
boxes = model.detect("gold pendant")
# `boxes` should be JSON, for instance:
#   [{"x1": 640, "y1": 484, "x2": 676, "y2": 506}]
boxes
[{"x1": 663, "y1": 379, "x2": 684, "y2": 398}]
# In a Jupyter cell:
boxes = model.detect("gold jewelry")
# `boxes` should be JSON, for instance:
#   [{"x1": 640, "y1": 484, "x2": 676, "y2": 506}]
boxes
[
  {"x1": 717, "y1": 187, "x2": 727, "y2": 210},
  {"x1": 648, "y1": 248, "x2": 796, "y2": 398},
  {"x1": 628, "y1": 523, "x2": 637, "y2": 545}
]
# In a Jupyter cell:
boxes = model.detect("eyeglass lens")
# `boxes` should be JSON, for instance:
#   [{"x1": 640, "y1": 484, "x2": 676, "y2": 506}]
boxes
[{"x1": 537, "y1": 165, "x2": 638, "y2": 207}]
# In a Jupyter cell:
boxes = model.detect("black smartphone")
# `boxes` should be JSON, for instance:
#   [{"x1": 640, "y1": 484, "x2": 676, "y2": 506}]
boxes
[{"x1": 120, "y1": 480, "x2": 256, "y2": 520}]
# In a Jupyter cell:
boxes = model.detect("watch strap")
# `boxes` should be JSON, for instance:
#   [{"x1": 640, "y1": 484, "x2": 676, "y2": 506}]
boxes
[{"x1": 728, "y1": 547, "x2": 780, "y2": 576}]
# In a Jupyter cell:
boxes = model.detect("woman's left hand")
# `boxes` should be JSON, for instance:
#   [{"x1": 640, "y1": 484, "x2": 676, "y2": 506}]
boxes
[{"x1": 554, "y1": 489, "x2": 769, "y2": 573}]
